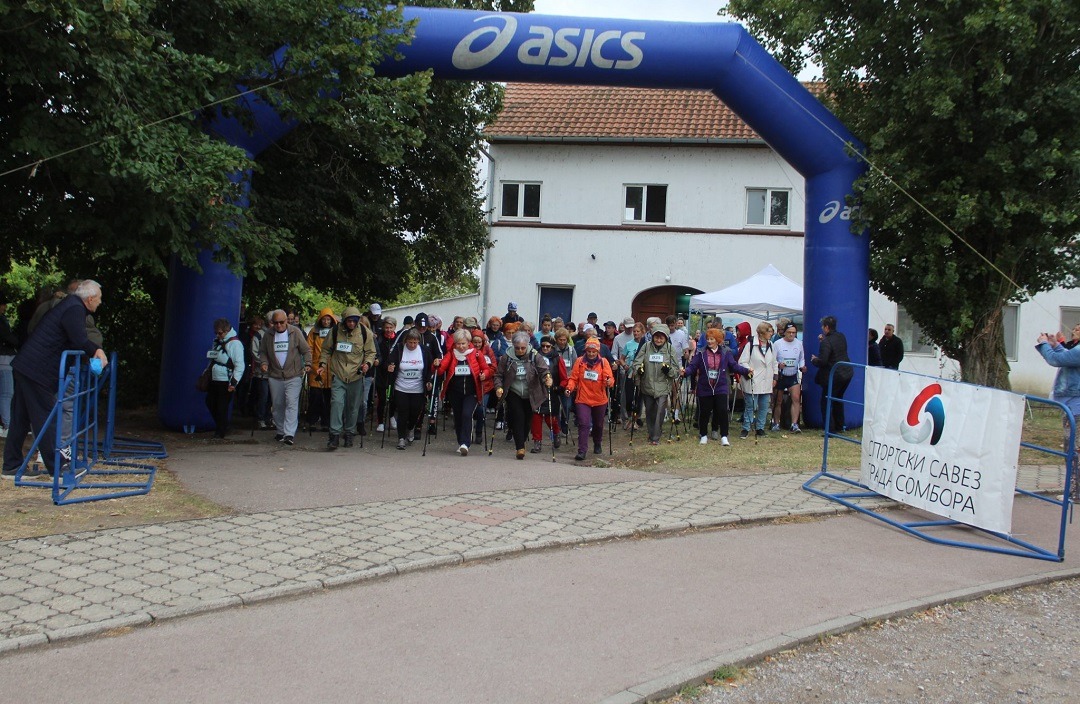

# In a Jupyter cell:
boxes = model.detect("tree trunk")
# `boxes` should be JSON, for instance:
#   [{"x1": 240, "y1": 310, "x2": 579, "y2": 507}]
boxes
[{"x1": 957, "y1": 307, "x2": 1012, "y2": 391}]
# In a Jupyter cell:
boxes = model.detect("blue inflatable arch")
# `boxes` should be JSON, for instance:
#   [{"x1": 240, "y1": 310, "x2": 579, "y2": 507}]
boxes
[{"x1": 159, "y1": 7, "x2": 868, "y2": 429}]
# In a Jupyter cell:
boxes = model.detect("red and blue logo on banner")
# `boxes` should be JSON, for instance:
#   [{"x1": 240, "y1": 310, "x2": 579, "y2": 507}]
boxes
[{"x1": 900, "y1": 383, "x2": 946, "y2": 445}]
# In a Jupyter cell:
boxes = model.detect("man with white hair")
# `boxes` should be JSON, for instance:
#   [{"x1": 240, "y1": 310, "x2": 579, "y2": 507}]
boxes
[
  {"x1": 259, "y1": 309, "x2": 311, "y2": 445},
  {"x1": 2, "y1": 279, "x2": 108, "y2": 478}
]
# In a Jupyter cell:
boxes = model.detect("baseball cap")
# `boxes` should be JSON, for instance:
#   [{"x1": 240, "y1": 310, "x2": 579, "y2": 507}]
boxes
[
  {"x1": 508, "y1": 301, "x2": 518, "y2": 311},
  {"x1": 464, "y1": 316, "x2": 479, "y2": 328},
  {"x1": 622, "y1": 317, "x2": 635, "y2": 327},
  {"x1": 370, "y1": 303, "x2": 382, "y2": 315},
  {"x1": 414, "y1": 313, "x2": 429, "y2": 327}
]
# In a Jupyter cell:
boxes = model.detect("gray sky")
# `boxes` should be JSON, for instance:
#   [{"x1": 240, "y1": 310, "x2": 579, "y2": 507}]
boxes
[{"x1": 531, "y1": 0, "x2": 727, "y2": 23}]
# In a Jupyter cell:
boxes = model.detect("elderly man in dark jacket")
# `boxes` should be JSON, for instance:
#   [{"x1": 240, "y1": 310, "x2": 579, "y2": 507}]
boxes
[
  {"x1": 2, "y1": 280, "x2": 108, "y2": 478},
  {"x1": 811, "y1": 315, "x2": 853, "y2": 433}
]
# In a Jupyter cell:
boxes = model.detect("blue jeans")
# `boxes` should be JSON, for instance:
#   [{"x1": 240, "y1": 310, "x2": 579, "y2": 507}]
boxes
[{"x1": 742, "y1": 393, "x2": 770, "y2": 432}]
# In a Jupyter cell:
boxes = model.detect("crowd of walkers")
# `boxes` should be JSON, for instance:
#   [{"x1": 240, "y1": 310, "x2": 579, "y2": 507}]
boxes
[{"x1": 207, "y1": 300, "x2": 880, "y2": 460}]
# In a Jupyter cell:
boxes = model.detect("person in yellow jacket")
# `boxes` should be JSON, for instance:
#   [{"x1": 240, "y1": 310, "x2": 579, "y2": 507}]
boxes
[
  {"x1": 316, "y1": 307, "x2": 376, "y2": 450},
  {"x1": 305, "y1": 307, "x2": 337, "y2": 432},
  {"x1": 564, "y1": 338, "x2": 615, "y2": 461}
]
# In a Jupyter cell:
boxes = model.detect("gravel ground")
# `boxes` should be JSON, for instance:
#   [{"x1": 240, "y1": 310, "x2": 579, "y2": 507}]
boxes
[{"x1": 680, "y1": 578, "x2": 1080, "y2": 704}]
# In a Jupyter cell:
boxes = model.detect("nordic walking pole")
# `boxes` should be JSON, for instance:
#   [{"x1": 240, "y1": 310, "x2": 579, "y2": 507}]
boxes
[
  {"x1": 422, "y1": 371, "x2": 439, "y2": 457},
  {"x1": 380, "y1": 385, "x2": 392, "y2": 449},
  {"x1": 607, "y1": 386, "x2": 614, "y2": 456},
  {"x1": 488, "y1": 396, "x2": 504, "y2": 456},
  {"x1": 628, "y1": 372, "x2": 639, "y2": 447},
  {"x1": 549, "y1": 389, "x2": 557, "y2": 463}
]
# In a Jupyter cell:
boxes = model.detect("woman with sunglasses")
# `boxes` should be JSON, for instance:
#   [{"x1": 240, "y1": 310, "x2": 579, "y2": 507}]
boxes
[
  {"x1": 495, "y1": 332, "x2": 552, "y2": 460},
  {"x1": 532, "y1": 336, "x2": 568, "y2": 452}
]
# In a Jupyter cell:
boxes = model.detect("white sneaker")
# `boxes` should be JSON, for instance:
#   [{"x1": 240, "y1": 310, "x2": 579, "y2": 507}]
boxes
[
  {"x1": 721, "y1": 436, "x2": 730, "y2": 446},
  {"x1": 673, "y1": 410, "x2": 680, "y2": 421},
  {"x1": 458, "y1": 444, "x2": 469, "y2": 456},
  {"x1": 390, "y1": 418, "x2": 397, "y2": 430},
  {"x1": 376, "y1": 423, "x2": 385, "y2": 433},
  {"x1": 495, "y1": 421, "x2": 504, "y2": 430},
  {"x1": 699, "y1": 436, "x2": 708, "y2": 445},
  {"x1": 0, "y1": 427, "x2": 7, "y2": 438}
]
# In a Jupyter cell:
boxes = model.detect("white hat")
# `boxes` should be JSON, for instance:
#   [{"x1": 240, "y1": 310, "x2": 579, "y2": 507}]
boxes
[{"x1": 370, "y1": 303, "x2": 382, "y2": 315}]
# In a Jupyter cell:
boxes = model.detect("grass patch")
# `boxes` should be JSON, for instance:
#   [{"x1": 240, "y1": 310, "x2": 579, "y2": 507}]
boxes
[
  {"x1": 605, "y1": 421, "x2": 860, "y2": 477},
  {"x1": 0, "y1": 464, "x2": 230, "y2": 541}
]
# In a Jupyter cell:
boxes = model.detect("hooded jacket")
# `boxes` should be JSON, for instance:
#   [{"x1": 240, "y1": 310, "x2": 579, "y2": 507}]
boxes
[
  {"x1": 566, "y1": 353, "x2": 615, "y2": 408},
  {"x1": 631, "y1": 324, "x2": 680, "y2": 398},
  {"x1": 684, "y1": 343, "x2": 750, "y2": 397},
  {"x1": 319, "y1": 307, "x2": 377, "y2": 383},
  {"x1": 494, "y1": 346, "x2": 551, "y2": 410},
  {"x1": 306, "y1": 307, "x2": 338, "y2": 388}
]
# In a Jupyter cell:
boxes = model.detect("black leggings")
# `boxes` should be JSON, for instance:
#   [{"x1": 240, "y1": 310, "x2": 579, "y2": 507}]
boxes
[
  {"x1": 505, "y1": 392, "x2": 533, "y2": 451},
  {"x1": 697, "y1": 393, "x2": 729, "y2": 438},
  {"x1": 395, "y1": 391, "x2": 425, "y2": 440}
]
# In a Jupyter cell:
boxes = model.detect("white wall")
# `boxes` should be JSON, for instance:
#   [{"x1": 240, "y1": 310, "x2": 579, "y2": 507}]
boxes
[{"x1": 489, "y1": 142, "x2": 805, "y2": 231}]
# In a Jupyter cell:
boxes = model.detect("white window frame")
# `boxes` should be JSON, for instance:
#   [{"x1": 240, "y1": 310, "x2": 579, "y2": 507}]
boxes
[
  {"x1": 896, "y1": 306, "x2": 935, "y2": 356},
  {"x1": 745, "y1": 187, "x2": 791, "y2": 228},
  {"x1": 623, "y1": 184, "x2": 668, "y2": 225},
  {"x1": 500, "y1": 181, "x2": 542, "y2": 220},
  {"x1": 1002, "y1": 304, "x2": 1019, "y2": 362}
]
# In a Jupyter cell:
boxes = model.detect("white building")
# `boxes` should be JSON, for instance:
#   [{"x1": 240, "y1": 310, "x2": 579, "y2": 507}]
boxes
[{"x1": 385, "y1": 83, "x2": 1077, "y2": 396}]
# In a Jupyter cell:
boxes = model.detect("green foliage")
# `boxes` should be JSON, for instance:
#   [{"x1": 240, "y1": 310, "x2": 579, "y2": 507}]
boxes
[
  {"x1": 727, "y1": 0, "x2": 1080, "y2": 387},
  {"x1": 1, "y1": 0, "x2": 532, "y2": 405}
]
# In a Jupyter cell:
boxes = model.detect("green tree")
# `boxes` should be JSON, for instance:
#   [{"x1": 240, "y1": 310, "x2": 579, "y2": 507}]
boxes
[
  {"x1": 1, "y1": 0, "x2": 530, "y2": 403},
  {"x1": 727, "y1": 0, "x2": 1080, "y2": 388}
]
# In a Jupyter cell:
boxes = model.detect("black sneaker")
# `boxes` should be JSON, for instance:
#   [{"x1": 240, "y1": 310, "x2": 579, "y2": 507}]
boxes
[
  {"x1": 343, "y1": 433, "x2": 354, "y2": 448},
  {"x1": 274, "y1": 434, "x2": 285, "y2": 442},
  {"x1": 755, "y1": 429, "x2": 765, "y2": 438},
  {"x1": 593, "y1": 442, "x2": 602, "y2": 455},
  {"x1": 530, "y1": 441, "x2": 541, "y2": 454},
  {"x1": 553, "y1": 435, "x2": 561, "y2": 449},
  {"x1": 327, "y1": 434, "x2": 339, "y2": 450},
  {"x1": 427, "y1": 424, "x2": 437, "y2": 438},
  {"x1": 283, "y1": 436, "x2": 294, "y2": 446},
  {"x1": 358, "y1": 424, "x2": 368, "y2": 437},
  {"x1": 574, "y1": 451, "x2": 586, "y2": 461},
  {"x1": 739, "y1": 429, "x2": 749, "y2": 439}
]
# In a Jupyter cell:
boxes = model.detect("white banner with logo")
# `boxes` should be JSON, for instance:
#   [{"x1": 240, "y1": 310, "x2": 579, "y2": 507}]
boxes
[{"x1": 860, "y1": 367, "x2": 1025, "y2": 534}]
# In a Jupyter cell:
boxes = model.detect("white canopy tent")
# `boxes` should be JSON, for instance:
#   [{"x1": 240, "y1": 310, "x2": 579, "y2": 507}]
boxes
[{"x1": 689, "y1": 264, "x2": 803, "y2": 321}]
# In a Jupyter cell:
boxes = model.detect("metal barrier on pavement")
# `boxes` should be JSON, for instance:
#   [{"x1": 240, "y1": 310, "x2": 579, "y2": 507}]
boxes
[
  {"x1": 805, "y1": 362, "x2": 1073, "y2": 562},
  {"x1": 13, "y1": 351, "x2": 159, "y2": 504}
]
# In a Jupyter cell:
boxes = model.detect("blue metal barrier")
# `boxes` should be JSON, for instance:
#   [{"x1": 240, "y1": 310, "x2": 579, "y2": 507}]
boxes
[
  {"x1": 100, "y1": 352, "x2": 168, "y2": 460},
  {"x1": 805, "y1": 363, "x2": 1073, "y2": 562},
  {"x1": 13, "y1": 351, "x2": 158, "y2": 504}
]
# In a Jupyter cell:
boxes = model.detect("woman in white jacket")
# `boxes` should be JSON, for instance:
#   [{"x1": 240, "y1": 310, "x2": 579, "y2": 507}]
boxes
[{"x1": 739, "y1": 322, "x2": 778, "y2": 438}]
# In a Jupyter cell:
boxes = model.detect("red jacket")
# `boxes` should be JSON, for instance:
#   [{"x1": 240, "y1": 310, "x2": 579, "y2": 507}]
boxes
[{"x1": 437, "y1": 348, "x2": 490, "y2": 401}]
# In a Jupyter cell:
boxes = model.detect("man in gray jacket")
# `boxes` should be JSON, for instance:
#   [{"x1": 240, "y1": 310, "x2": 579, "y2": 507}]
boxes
[{"x1": 259, "y1": 309, "x2": 312, "y2": 445}]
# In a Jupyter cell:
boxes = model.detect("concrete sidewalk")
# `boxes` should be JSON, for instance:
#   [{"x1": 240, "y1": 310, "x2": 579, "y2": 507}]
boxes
[{"x1": 0, "y1": 444, "x2": 1075, "y2": 702}]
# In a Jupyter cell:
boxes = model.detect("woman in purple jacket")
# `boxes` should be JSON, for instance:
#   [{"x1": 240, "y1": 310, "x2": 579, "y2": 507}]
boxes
[{"x1": 682, "y1": 328, "x2": 752, "y2": 446}]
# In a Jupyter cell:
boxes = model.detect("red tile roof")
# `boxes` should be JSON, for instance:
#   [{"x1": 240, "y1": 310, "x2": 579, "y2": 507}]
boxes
[{"x1": 485, "y1": 83, "x2": 763, "y2": 141}]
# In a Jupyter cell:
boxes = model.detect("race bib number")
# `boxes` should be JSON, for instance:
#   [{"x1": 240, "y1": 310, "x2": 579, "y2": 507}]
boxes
[
  {"x1": 455, "y1": 364, "x2": 471, "y2": 376},
  {"x1": 781, "y1": 356, "x2": 798, "y2": 367},
  {"x1": 319, "y1": 329, "x2": 330, "y2": 338},
  {"x1": 335, "y1": 342, "x2": 353, "y2": 353},
  {"x1": 274, "y1": 341, "x2": 289, "y2": 353},
  {"x1": 583, "y1": 370, "x2": 599, "y2": 382},
  {"x1": 515, "y1": 366, "x2": 526, "y2": 378},
  {"x1": 649, "y1": 354, "x2": 664, "y2": 363},
  {"x1": 707, "y1": 370, "x2": 718, "y2": 380},
  {"x1": 484, "y1": 355, "x2": 491, "y2": 365},
  {"x1": 400, "y1": 369, "x2": 421, "y2": 380}
]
